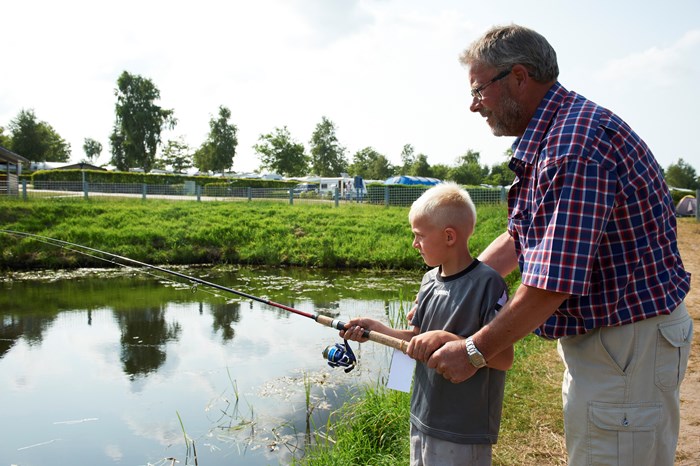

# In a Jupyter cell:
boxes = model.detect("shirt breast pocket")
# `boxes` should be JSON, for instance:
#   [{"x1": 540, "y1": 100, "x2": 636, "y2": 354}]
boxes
[{"x1": 508, "y1": 204, "x2": 531, "y2": 244}]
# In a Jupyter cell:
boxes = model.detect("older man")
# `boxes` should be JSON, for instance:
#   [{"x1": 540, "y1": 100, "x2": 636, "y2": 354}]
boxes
[{"x1": 429, "y1": 24, "x2": 693, "y2": 466}]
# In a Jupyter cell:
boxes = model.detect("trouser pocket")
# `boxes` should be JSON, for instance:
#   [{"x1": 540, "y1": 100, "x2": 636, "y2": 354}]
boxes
[
  {"x1": 588, "y1": 402, "x2": 660, "y2": 466},
  {"x1": 655, "y1": 314, "x2": 693, "y2": 391}
]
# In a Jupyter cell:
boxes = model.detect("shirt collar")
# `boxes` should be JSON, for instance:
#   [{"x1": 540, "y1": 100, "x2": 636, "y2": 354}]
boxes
[{"x1": 512, "y1": 82, "x2": 569, "y2": 164}]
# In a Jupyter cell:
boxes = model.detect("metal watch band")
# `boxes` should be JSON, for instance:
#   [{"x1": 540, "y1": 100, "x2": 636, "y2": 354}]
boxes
[{"x1": 465, "y1": 336, "x2": 487, "y2": 368}]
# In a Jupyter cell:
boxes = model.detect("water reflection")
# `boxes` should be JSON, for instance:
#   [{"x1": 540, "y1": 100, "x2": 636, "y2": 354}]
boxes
[
  {"x1": 0, "y1": 266, "x2": 420, "y2": 465},
  {"x1": 117, "y1": 306, "x2": 182, "y2": 379}
]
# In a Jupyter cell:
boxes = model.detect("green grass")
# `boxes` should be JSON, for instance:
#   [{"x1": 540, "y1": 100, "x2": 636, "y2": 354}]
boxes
[{"x1": 0, "y1": 198, "x2": 509, "y2": 271}]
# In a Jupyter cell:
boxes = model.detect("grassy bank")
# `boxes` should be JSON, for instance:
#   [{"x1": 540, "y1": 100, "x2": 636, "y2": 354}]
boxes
[
  {"x1": 0, "y1": 197, "x2": 509, "y2": 273},
  {"x1": 0, "y1": 196, "x2": 564, "y2": 464}
]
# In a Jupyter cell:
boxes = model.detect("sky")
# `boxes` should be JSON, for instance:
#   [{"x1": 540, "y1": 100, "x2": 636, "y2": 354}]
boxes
[{"x1": 2, "y1": 0, "x2": 699, "y2": 175}]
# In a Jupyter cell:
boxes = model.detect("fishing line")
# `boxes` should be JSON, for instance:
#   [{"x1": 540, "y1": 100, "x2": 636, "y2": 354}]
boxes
[{"x1": 1, "y1": 229, "x2": 408, "y2": 371}]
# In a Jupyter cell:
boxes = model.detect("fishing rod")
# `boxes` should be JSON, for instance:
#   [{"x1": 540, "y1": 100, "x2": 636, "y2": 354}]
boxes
[{"x1": 0, "y1": 229, "x2": 408, "y2": 372}]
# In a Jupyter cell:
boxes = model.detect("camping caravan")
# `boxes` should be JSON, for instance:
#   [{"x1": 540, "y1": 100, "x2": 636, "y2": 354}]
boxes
[
  {"x1": 292, "y1": 176, "x2": 367, "y2": 200},
  {"x1": 676, "y1": 195, "x2": 697, "y2": 217}
]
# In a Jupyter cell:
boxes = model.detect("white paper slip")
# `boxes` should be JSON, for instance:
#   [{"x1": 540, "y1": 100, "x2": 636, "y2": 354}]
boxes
[{"x1": 386, "y1": 349, "x2": 415, "y2": 392}]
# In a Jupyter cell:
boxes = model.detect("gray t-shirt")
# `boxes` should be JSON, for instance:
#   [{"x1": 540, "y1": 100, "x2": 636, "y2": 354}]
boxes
[{"x1": 410, "y1": 259, "x2": 508, "y2": 444}]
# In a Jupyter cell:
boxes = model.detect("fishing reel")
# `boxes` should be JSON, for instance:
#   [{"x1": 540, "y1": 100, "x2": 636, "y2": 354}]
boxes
[{"x1": 322, "y1": 339, "x2": 357, "y2": 373}]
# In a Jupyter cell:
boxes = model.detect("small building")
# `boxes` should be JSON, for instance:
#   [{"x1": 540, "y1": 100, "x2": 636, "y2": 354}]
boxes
[
  {"x1": 0, "y1": 145, "x2": 30, "y2": 195},
  {"x1": 55, "y1": 162, "x2": 107, "y2": 171}
]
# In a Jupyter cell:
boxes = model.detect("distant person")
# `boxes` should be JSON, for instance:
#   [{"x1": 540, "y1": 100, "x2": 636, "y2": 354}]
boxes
[
  {"x1": 425, "y1": 24, "x2": 692, "y2": 466},
  {"x1": 342, "y1": 182, "x2": 512, "y2": 466}
]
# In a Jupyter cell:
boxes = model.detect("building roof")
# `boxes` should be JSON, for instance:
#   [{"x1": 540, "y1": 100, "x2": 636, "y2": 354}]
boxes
[
  {"x1": 0, "y1": 145, "x2": 30, "y2": 165},
  {"x1": 55, "y1": 162, "x2": 107, "y2": 171}
]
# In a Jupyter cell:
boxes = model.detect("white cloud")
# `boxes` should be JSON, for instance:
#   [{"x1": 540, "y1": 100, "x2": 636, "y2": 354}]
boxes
[{"x1": 595, "y1": 29, "x2": 700, "y2": 89}]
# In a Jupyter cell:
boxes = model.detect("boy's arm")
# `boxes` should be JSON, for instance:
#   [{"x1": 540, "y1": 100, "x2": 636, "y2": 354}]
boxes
[
  {"x1": 410, "y1": 330, "x2": 514, "y2": 370},
  {"x1": 485, "y1": 345, "x2": 513, "y2": 371},
  {"x1": 340, "y1": 317, "x2": 418, "y2": 343}
]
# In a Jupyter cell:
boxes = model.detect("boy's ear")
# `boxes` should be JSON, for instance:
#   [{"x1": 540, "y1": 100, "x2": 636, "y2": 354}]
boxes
[{"x1": 445, "y1": 227, "x2": 456, "y2": 244}]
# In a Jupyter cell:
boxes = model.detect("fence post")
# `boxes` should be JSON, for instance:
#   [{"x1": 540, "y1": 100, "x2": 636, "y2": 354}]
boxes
[
  {"x1": 81, "y1": 171, "x2": 88, "y2": 199},
  {"x1": 289, "y1": 189, "x2": 294, "y2": 205},
  {"x1": 334, "y1": 187, "x2": 339, "y2": 207},
  {"x1": 500, "y1": 186, "x2": 507, "y2": 204},
  {"x1": 248, "y1": 187, "x2": 252, "y2": 201},
  {"x1": 142, "y1": 184, "x2": 147, "y2": 200},
  {"x1": 196, "y1": 184, "x2": 201, "y2": 202},
  {"x1": 384, "y1": 186, "x2": 389, "y2": 207},
  {"x1": 22, "y1": 179, "x2": 27, "y2": 200}
]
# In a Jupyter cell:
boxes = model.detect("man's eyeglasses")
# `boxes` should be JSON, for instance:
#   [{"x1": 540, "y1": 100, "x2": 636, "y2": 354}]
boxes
[{"x1": 470, "y1": 68, "x2": 511, "y2": 101}]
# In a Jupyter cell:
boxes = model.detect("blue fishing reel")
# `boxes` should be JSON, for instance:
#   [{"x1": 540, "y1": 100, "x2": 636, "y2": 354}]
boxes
[{"x1": 322, "y1": 339, "x2": 357, "y2": 373}]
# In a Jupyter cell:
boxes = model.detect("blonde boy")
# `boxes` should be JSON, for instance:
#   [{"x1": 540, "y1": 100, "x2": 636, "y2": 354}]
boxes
[{"x1": 342, "y1": 182, "x2": 513, "y2": 466}]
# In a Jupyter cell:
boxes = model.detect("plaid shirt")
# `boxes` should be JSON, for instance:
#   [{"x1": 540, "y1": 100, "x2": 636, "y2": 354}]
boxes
[{"x1": 508, "y1": 82, "x2": 691, "y2": 338}]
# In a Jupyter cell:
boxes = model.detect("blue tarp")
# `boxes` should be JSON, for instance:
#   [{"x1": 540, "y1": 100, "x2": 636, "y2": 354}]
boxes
[{"x1": 384, "y1": 176, "x2": 441, "y2": 186}]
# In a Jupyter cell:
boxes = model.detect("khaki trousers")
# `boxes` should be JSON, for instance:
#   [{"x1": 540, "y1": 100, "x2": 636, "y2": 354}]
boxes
[{"x1": 558, "y1": 303, "x2": 692, "y2": 466}]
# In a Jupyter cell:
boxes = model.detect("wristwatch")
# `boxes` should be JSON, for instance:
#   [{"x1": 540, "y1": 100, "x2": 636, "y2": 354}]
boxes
[{"x1": 465, "y1": 336, "x2": 487, "y2": 369}]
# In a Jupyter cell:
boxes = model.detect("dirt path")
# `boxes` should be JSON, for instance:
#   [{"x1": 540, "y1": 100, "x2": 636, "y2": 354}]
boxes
[{"x1": 676, "y1": 218, "x2": 699, "y2": 465}]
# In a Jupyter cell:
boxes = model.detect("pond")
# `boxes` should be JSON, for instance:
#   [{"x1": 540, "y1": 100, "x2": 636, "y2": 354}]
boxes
[{"x1": 0, "y1": 266, "x2": 422, "y2": 465}]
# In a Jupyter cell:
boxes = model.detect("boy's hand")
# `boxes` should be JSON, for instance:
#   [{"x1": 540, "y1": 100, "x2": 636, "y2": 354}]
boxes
[
  {"x1": 406, "y1": 296, "x2": 419, "y2": 322},
  {"x1": 407, "y1": 330, "x2": 459, "y2": 362},
  {"x1": 427, "y1": 339, "x2": 477, "y2": 383},
  {"x1": 339, "y1": 318, "x2": 382, "y2": 342}
]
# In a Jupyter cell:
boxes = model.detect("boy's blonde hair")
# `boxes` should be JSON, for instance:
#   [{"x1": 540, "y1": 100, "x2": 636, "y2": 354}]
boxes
[{"x1": 408, "y1": 182, "x2": 476, "y2": 237}]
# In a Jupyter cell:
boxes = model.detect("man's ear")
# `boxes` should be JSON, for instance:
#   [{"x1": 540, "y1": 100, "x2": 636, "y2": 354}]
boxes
[{"x1": 511, "y1": 64, "x2": 530, "y2": 85}]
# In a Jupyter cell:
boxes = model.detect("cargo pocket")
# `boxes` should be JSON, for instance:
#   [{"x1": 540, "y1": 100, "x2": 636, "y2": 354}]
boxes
[
  {"x1": 588, "y1": 402, "x2": 660, "y2": 466},
  {"x1": 655, "y1": 315, "x2": 693, "y2": 391}
]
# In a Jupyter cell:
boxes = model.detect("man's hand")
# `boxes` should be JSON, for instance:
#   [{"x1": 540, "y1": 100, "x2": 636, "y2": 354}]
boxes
[{"x1": 427, "y1": 339, "x2": 477, "y2": 384}]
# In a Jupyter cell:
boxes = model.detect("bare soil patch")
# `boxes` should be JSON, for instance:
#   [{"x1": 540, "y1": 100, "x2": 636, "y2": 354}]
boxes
[{"x1": 676, "y1": 218, "x2": 700, "y2": 465}]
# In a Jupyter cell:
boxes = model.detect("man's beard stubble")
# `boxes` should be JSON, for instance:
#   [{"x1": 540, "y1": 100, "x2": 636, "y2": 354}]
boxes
[{"x1": 482, "y1": 91, "x2": 524, "y2": 137}]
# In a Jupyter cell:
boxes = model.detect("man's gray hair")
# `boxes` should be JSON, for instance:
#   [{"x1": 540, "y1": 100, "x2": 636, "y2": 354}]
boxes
[{"x1": 460, "y1": 24, "x2": 559, "y2": 82}]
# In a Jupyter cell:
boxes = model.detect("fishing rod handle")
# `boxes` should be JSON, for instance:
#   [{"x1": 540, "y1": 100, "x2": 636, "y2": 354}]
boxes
[{"x1": 315, "y1": 314, "x2": 408, "y2": 353}]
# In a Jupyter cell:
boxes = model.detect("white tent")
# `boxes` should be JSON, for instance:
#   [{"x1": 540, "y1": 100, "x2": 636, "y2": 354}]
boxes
[{"x1": 676, "y1": 195, "x2": 696, "y2": 217}]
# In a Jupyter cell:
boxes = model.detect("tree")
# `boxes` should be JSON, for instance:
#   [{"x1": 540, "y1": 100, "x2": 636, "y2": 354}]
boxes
[
  {"x1": 348, "y1": 147, "x2": 394, "y2": 180},
  {"x1": 409, "y1": 153, "x2": 432, "y2": 177},
  {"x1": 161, "y1": 137, "x2": 193, "y2": 173},
  {"x1": 0, "y1": 126, "x2": 11, "y2": 148},
  {"x1": 8, "y1": 109, "x2": 71, "y2": 162},
  {"x1": 484, "y1": 160, "x2": 513, "y2": 186},
  {"x1": 665, "y1": 158, "x2": 699, "y2": 190},
  {"x1": 399, "y1": 143, "x2": 415, "y2": 174},
  {"x1": 484, "y1": 148, "x2": 515, "y2": 186},
  {"x1": 449, "y1": 150, "x2": 488, "y2": 185},
  {"x1": 82, "y1": 138, "x2": 103, "y2": 163},
  {"x1": 110, "y1": 71, "x2": 176, "y2": 172},
  {"x1": 431, "y1": 164, "x2": 451, "y2": 181},
  {"x1": 193, "y1": 106, "x2": 238, "y2": 174},
  {"x1": 254, "y1": 126, "x2": 308, "y2": 176},
  {"x1": 309, "y1": 116, "x2": 347, "y2": 176}
]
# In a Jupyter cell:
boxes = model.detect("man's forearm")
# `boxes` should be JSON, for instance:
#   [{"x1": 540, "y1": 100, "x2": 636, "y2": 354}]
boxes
[{"x1": 472, "y1": 284, "x2": 569, "y2": 360}]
